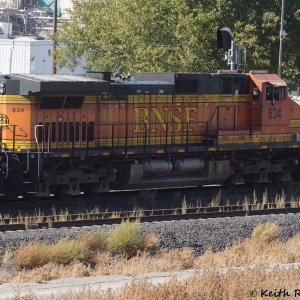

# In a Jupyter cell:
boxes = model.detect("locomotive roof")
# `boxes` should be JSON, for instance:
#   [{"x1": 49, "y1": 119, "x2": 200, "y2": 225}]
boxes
[
  {"x1": 110, "y1": 79, "x2": 174, "y2": 95},
  {"x1": 249, "y1": 73, "x2": 287, "y2": 91},
  {"x1": 8, "y1": 74, "x2": 110, "y2": 95},
  {"x1": 112, "y1": 80, "x2": 173, "y2": 85}
]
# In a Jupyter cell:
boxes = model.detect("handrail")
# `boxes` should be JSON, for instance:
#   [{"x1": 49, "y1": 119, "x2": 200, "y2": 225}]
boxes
[
  {"x1": 34, "y1": 124, "x2": 43, "y2": 179},
  {"x1": 0, "y1": 143, "x2": 8, "y2": 179},
  {"x1": 17, "y1": 126, "x2": 30, "y2": 173}
]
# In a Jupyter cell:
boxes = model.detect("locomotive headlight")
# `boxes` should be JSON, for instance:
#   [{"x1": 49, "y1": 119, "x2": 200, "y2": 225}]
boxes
[{"x1": 0, "y1": 82, "x2": 6, "y2": 95}]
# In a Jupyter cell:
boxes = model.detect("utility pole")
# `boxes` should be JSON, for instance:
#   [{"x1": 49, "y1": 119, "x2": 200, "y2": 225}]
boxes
[
  {"x1": 52, "y1": 0, "x2": 58, "y2": 74},
  {"x1": 278, "y1": 0, "x2": 286, "y2": 77}
]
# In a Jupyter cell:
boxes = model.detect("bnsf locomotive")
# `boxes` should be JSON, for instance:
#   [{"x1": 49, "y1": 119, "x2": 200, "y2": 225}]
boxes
[{"x1": 0, "y1": 70, "x2": 298, "y2": 198}]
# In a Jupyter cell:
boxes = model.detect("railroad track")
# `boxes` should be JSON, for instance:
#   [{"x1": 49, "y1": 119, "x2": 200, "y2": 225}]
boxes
[
  {"x1": 0, "y1": 182, "x2": 298, "y2": 216},
  {"x1": 1, "y1": 202, "x2": 300, "y2": 232}
]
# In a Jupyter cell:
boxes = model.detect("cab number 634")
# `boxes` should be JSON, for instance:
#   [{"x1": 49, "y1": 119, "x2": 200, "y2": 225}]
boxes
[
  {"x1": 268, "y1": 108, "x2": 281, "y2": 119},
  {"x1": 12, "y1": 107, "x2": 24, "y2": 112}
]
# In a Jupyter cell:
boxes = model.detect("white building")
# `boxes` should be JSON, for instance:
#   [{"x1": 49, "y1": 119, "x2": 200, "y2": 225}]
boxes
[{"x1": 0, "y1": 37, "x2": 85, "y2": 75}]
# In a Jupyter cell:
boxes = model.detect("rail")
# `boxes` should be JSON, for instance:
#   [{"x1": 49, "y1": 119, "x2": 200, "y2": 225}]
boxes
[{"x1": 0, "y1": 202, "x2": 299, "y2": 231}]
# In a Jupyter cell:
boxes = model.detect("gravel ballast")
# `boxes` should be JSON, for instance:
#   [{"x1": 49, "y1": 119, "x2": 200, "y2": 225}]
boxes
[{"x1": 0, "y1": 213, "x2": 299, "y2": 255}]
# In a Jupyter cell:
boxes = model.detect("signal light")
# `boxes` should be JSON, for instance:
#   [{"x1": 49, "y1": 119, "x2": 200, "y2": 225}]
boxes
[{"x1": 217, "y1": 27, "x2": 232, "y2": 51}]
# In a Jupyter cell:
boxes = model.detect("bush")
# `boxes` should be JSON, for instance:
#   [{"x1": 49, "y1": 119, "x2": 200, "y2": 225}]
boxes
[
  {"x1": 107, "y1": 220, "x2": 158, "y2": 257},
  {"x1": 79, "y1": 231, "x2": 107, "y2": 260},
  {"x1": 15, "y1": 231, "x2": 106, "y2": 269},
  {"x1": 51, "y1": 239, "x2": 83, "y2": 264},
  {"x1": 15, "y1": 243, "x2": 51, "y2": 269},
  {"x1": 251, "y1": 222, "x2": 281, "y2": 243}
]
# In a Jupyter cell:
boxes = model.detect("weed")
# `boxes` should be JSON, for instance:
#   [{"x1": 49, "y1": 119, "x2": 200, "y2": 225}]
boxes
[
  {"x1": 15, "y1": 243, "x2": 51, "y2": 269},
  {"x1": 107, "y1": 220, "x2": 155, "y2": 257},
  {"x1": 251, "y1": 222, "x2": 281, "y2": 243},
  {"x1": 181, "y1": 196, "x2": 187, "y2": 214},
  {"x1": 275, "y1": 190, "x2": 286, "y2": 208},
  {"x1": 210, "y1": 190, "x2": 221, "y2": 207},
  {"x1": 51, "y1": 239, "x2": 83, "y2": 264}
]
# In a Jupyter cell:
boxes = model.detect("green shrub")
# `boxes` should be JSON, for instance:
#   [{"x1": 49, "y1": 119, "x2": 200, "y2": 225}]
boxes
[
  {"x1": 107, "y1": 220, "x2": 155, "y2": 257},
  {"x1": 251, "y1": 222, "x2": 281, "y2": 243},
  {"x1": 51, "y1": 238, "x2": 83, "y2": 264}
]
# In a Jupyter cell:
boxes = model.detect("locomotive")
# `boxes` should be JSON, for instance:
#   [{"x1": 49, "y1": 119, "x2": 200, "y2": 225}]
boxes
[{"x1": 0, "y1": 69, "x2": 298, "y2": 198}]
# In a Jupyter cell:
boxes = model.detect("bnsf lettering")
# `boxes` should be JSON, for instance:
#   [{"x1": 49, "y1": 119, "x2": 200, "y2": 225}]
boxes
[{"x1": 134, "y1": 107, "x2": 197, "y2": 133}]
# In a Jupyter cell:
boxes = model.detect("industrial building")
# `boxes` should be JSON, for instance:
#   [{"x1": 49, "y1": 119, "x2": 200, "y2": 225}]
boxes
[
  {"x1": 0, "y1": 1, "x2": 85, "y2": 75},
  {"x1": 0, "y1": 0, "x2": 71, "y2": 37}
]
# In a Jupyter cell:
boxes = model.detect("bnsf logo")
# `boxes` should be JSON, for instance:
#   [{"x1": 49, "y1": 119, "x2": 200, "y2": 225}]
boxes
[{"x1": 0, "y1": 114, "x2": 9, "y2": 128}]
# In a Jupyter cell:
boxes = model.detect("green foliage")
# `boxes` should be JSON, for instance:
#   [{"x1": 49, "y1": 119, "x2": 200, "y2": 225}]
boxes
[
  {"x1": 54, "y1": 0, "x2": 300, "y2": 86},
  {"x1": 51, "y1": 238, "x2": 83, "y2": 264},
  {"x1": 107, "y1": 220, "x2": 157, "y2": 257}
]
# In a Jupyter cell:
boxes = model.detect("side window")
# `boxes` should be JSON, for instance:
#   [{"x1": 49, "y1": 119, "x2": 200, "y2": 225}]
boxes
[
  {"x1": 274, "y1": 87, "x2": 285, "y2": 101},
  {"x1": 265, "y1": 84, "x2": 273, "y2": 102},
  {"x1": 265, "y1": 85, "x2": 286, "y2": 102},
  {"x1": 252, "y1": 87, "x2": 259, "y2": 101}
]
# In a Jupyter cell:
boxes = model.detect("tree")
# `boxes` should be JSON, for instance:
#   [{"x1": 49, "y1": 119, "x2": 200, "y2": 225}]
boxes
[
  {"x1": 54, "y1": 0, "x2": 300, "y2": 86},
  {"x1": 55, "y1": 0, "x2": 220, "y2": 73}
]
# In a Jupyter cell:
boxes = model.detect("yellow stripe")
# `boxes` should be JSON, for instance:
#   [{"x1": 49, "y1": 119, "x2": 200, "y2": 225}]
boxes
[
  {"x1": 218, "y1": 133, "x2": 292, "y2": 144},
  {"x1": 84, "y1": 94, "x2": 248, "y2": 104},
  {"x1": 3, "y1": 132, "x2": 294, "y2": 151},
  {"x1": 290, "y1": 120, "x2": 300, "y2": 128},
  {"x1": 0, "y1": 94, "x2": 248, "y2": 105},
  {"x1": 0, "y1": 95, "x2": 38, "y2": 104}
]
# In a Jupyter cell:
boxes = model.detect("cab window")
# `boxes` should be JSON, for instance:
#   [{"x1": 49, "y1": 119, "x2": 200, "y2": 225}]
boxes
[
  {"x1": 265, "y1": 84, "x2": 286, "y2": 102},
  {"x1": 274, "y1": 87, "x2": 285, "y2": 100},
  {"x1": 265, "y1": 85, "x2": 273, "y2": 102}
]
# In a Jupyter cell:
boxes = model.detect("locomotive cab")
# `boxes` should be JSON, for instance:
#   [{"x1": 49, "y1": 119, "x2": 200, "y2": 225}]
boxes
[{"x1": 249, "y1": 71, "x2": 288, "y2": 135}]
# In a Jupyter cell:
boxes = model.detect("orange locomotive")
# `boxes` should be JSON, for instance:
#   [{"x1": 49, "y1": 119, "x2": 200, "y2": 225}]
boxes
[{"x1": 0, "y1": 70, "x2": 298, "y2": 198}]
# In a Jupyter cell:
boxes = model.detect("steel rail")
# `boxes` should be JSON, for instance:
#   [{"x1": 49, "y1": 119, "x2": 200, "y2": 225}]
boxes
[{"x1": 0, "y1": 203, "x2": 299, "y2": 232}]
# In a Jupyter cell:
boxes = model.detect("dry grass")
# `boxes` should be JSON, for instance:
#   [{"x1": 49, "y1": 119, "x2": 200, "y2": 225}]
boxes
[
  {"x1": 2, "y1": 190, "x2": 300, "y2": 228},
  {"x1": 15, "y1": 231, "x2": 107, "y2": 269},
  {"x1": 251, "y1": 222, "x2": 281, "y2": 243},
  {"x1": 14, "y1": 221, "x2": 158, "y2": 270},
  {"x1": 1, "y1": 222, "x2": 300, "y2": 286},
  {"x1": 6, "y1": 232, "x2": 300, "y2": 284},
  {"x1": 15, "y1": 243, "x2": 52, "y2": 269},
  {"x1": 10, "y1": 268, "x2": 300, "y2": 300},
  {"x1": 74, "y1": 269, "x2": 300, "y2": 300}
]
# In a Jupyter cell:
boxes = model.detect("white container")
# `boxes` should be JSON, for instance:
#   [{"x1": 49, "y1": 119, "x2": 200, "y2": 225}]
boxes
[
  {"x1": 0, "y1": 37, "x2": 53, "y2": 74},
  {"x1": 0, "y1": 37, "x2": 86, "y2": 75},
  {"x1": 0, "y1": 22, "x2": 12, "y2": 39}
]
